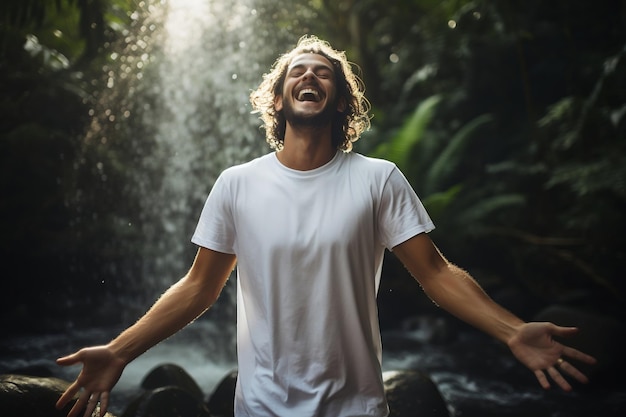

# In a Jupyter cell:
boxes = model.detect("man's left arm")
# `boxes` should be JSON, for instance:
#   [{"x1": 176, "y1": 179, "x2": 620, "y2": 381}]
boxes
[{"x1": 392, "y1": 233, "x2": 597, "y2": 391}]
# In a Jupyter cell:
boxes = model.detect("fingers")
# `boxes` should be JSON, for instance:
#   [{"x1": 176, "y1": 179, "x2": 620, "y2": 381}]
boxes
[
  {"x1": 556, "y1": 358, "x2": 590, "y2": 384},
  {"x1": 67, "y1": 388, "x2": 90, "y2": 417},
  {"x1": 100, "y1": 392, "x2": 110, "y2": 417},
  {"x1": 562, "y1": 346, "x2": 598, "y2": 366},
  {"x1": 551, "y1": 325, "x2": 579, "y2": 338},
  {"x1": 534, "y1": 357, "x2": 592, "y2": 392},
  {"x1": 534, "y1": 369, "x2": 551, "y2": 389},
  {"x1": 83, "y1": 393, "x2": 99, "y2": 417},
  {"x1": 547, "y1": 365, "x2": 573, "y2": 391},
  {"x1": 57, "y1": 351, "x2": 82, "y2": 366},
  {"x1": 60, "y1": 388, "x2": 107, "y2": 417},
  {"x1": 56, "y1": 380, "x2": 81, "y2": 410},
  {"x1": 535, "y1": 365, "x2": 573, "y2": 391}
]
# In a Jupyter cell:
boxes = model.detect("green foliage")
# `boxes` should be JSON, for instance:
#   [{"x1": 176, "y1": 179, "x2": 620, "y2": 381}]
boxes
[
  {"x1": 1, "y1": 0, "x2": 625, "y2": 329},
  {"x1": 371, "y1": 95, "x2": 506, "y2": 229},
  {"x1": 370, "y1": 95, "x2": 442, "y2": 174},
  {"x1": 420, "y1": 185, "x2": 462, "y2": 221},
  {"x1": 322, "y1": 0, "x2": 626, "y2": 311},
  {"x1": 423, "y1": 113, "x2": 493, "y2": 196},
  {"x1": 0, "y1": 0, "x2": 156, "y2": 331}
]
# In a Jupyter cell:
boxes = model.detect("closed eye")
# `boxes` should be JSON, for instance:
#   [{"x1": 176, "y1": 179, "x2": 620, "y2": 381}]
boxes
[{"x1": 287, "y1": 65, "x2": 334, "y2": 79}]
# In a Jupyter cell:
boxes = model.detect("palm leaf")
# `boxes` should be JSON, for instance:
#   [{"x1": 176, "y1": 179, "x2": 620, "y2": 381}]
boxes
[
  {"x1": 424, "y1": 113, "x2": 493, "y2": 195},
  {"x1": 371, "y1": 95, "x2": 441, "y2": 173},
  {"x1": 422, "y1": 184, "x2": 462, "y2": 220}
]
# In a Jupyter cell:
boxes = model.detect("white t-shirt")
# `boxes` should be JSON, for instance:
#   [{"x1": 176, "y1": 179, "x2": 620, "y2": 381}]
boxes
[{"x1": 192, "y1": 151, "x2": 434, "y2": 417}]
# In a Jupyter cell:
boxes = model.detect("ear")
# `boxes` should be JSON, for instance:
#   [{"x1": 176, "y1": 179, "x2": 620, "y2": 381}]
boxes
[
  {"x1": 274, "y1": 95, "x2": 283, "y2": 112},
  {"x1": 336, "y1": 97, "x2": 347, "y2": 113}
]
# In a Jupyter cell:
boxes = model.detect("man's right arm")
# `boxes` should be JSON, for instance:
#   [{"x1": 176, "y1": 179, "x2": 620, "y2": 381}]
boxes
[
  {"x1": 109, "y1": 247, "x2": 236, "y2": 363},
  {"x1": 56, "y1": 247, "x2": 237, "y2": 417}
]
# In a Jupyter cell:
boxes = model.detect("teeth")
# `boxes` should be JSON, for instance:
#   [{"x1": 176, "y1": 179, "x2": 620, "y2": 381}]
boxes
[{"x1": 297, "y1": 88, "x2": 320, "y2": 101}]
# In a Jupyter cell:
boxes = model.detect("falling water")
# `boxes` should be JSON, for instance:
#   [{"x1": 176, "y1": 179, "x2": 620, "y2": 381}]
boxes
[
  {"x1": 3, "y1": 0, "x2": 296, "y2": 413},
  {"x1": 139, "y1": 0, "x2": 269, "y2": 291},
  {"x1": 102, "y1": 0, "x2": 280, "y2": 407}
]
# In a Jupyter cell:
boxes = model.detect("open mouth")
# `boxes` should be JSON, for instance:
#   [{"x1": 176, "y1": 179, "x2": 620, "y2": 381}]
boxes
[{"x1": 297, "y1": 88, "x2": 321, "y2": 102}]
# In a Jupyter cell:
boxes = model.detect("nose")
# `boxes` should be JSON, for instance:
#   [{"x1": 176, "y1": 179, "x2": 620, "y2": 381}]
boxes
[{"x1": 301, "y1": 67, "x2": 317, "y2": 81}]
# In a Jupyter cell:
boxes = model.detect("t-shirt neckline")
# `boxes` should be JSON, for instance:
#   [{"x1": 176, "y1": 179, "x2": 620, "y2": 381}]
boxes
[{"x1": 272, "y1": 151, "x2": 342, "y2": 177}]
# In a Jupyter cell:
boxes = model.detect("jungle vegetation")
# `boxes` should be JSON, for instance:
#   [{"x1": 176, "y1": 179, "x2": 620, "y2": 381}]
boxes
[{"x1": 1, "y1": 0, "x2": 624, "y2": 332}]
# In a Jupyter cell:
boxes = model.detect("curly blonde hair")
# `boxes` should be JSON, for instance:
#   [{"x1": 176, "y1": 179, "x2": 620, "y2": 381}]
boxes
[{"x1": 250, "y1": 35, "x2": 371, "y2": 152}]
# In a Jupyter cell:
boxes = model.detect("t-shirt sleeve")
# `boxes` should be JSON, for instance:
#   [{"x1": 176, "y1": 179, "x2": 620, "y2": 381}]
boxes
[
  {"x1": 378, "y1": 166, "x2": 435, "y2": 250},
  {"x1": 191, "y1": 173, "x2": 236, "y2": 254}
]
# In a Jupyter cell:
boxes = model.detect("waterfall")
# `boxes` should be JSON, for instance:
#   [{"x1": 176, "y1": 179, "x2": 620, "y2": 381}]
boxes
[
  {"x1": 125, "y1": 0, "x2": 284, "y2": 364},
  {"x1": 92, "y1": 0, "x2": 281, "y2": 403},
  {"x1": 67, "y1": 0, "x2": 310, "y2": 325},
  {"x1": 40, "y1": 0, "x2": 314, "y2": 407},
  {"x1": 140, "y1": 0, "x2": 268, "y2": 289}
]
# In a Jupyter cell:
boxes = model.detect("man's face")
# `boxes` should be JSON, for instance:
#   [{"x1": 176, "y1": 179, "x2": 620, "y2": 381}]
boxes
[{"x1": 275, "y1": 53, "x2": 343, "y2": 128}]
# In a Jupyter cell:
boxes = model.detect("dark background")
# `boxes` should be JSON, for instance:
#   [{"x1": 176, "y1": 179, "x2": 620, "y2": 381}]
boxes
[{"x1": 1, "y1": 0, "x2": 624, "y2": 338}]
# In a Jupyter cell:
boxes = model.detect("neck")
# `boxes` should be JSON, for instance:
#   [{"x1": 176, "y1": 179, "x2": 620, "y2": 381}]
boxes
[{"x1": 276, "y1": 123, "x2": 336, "y2": 171}]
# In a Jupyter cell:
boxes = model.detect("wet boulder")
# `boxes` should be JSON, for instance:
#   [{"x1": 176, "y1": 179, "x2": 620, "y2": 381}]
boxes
[
  {"x1": 206, "y1": 369, "x2": 237, "y2": 417},
  {"x1": 122, "y1": 363, "x2": 211, "y2": 417},
  {"x1": 383, "y1": 369, "x2": 450, "y2": 417},
  {"x1": 121, "y1": 385, "x2": 211, "y2": 417},
  {"x1": 0, "y1": 373, "x2": 116, "y2": 417},
  {"x1": 140, "y1": 363, "x2": 204, "y2": 402}
]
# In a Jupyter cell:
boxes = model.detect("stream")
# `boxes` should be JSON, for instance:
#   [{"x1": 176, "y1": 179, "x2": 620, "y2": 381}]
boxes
[{"x1": 2, "y1": 316, "x2": 624, "y2": 417}]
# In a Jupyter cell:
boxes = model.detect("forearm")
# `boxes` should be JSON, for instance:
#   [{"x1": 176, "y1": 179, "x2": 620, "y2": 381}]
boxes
[
  {"x1": 420, "y1": 263, "x2": 524, "y2": 344},
  {"x1": 393, "y1": 234, "x2": 524, "y2": 344},
  {"x1": 107, "y1": 274, "x2": 217, "y2": 364},
  {"x1": 106, "y1": 248, "x2": 235, "y2": 364}
]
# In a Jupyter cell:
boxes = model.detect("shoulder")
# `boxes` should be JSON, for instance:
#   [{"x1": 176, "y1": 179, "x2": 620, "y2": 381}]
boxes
[
  {"x1": 341, "y1": 152, "x2": 399, "y2": 179},
  {"x1": 344, "y1": 151, "x2": 396, "y2": 169},
  {"x1": 219, "y1": 152, "x2": 275, "y2": 180}
]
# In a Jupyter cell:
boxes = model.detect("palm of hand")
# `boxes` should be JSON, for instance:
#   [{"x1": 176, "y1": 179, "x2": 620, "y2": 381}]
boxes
[
  {"x1": 509, "y1": 322, "x2": 563, "y2": 370},
  {"x1": 507, "y1": 322, "x2": 596, "y2": 391},
  {"x1": 75, "y1": 347, "x2": 124, "y2": 392},
  {"x1": 56, "y1": 345, "x2": 126, "y2": 417}
]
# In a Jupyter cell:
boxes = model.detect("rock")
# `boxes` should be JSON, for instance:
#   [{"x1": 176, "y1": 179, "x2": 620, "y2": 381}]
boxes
[
  {"x1": 0, "y1": 373, "x2": 115, "y2": 417},
  {"x1": 121, "y1": 386, "x2": 211, "y2": 417},
  {"x1": 533, "y1": 304, "x2": 626, "y2": 384},
  {"x1": 140, "y1": 363, "x2": 204, "y2": 402},
  {"x1": 383, "y1": 369, "x2": 450, "y2": 417},
  {"x1": 121, "y1": 363, "x2": 212, "y2": 417},
  {"x1": 206, "y1": 370, "x2": 237, "y2": 417}
]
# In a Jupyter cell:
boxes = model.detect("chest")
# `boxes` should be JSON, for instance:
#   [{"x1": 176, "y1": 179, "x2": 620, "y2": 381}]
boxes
[{"x1": 233, "y1": 174, "x2": 378, "y2": 254}]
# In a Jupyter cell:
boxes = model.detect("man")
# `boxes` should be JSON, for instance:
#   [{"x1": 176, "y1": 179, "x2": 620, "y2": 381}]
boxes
[{"x1": 56, "y1": 35, "x2": 597, "y2": 417}]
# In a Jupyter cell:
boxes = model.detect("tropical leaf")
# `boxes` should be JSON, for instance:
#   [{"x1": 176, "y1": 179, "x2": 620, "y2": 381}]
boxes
[
  {"x1": 423, "y1": 113, "x2": 493, "y2": 196},
  {"x1": 546, "y1": 159, "x2": 626, "y2": 198},
  {"x1": 458, "y1": 193, "x2": 526, "y2": 227},
  {"x1": 370, "y1": 94, "x2": 442, "y2": 173},
  {"x1": 422, "y1": 184, "x2": 462, "y2": 221}
]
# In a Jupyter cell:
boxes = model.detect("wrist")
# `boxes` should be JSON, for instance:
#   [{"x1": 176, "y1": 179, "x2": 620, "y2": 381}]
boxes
[
  {"x1": 107, "y1": 337, "x2": 142, "y2": 365},
  {"x1": 504, "y1": 321, "x2": 526, "y2": 348}
]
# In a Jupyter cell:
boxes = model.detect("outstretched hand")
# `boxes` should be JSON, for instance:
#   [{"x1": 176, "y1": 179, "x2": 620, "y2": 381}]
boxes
[
  {"x1": 508, "y1": 322, "x2": 597, "y2": 391},
  {"x1": 55, "y1": 345, "x2": 126, "y2": 417}
]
